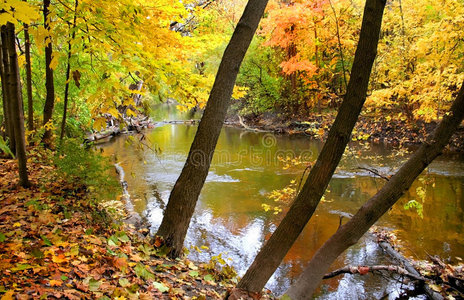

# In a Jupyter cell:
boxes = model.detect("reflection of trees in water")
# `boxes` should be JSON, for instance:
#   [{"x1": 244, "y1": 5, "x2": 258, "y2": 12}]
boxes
[
  {"x1": 100, "y1": 125, "x2": 464, "y2": 295},
  {"x1": 388, "y1": 176, "x2": 464, "y2": 259}
]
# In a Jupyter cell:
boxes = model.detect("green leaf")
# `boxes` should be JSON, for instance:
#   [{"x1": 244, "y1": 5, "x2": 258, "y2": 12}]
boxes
[
  {"x1": 108, "y1": 235, "x2": 119, "y2": 247},
  {"x1": 0, "y1": 136, "x2": 14, "y2": 158},
  {"x1": 189, "y1": 270, "x2": 199, "y2": 278},
  {"x1": 203, "y1": 274, "x2": 214, "y2": 282},
  {"x1": 118, "y1": 278, "x2": 130, "y2": 287},
  {"x1": 116, "y1": 232, "x2": 130, "y2": 243},
  {"x1": 41, "y1": 235, "x2": 52, "y2": 246},
  {"x1": 153, "y1": 281, "x2": 169, "y2": 293},
  {"x1": 0, "y1": 233, "x2": 6, "y2": 242},
  {"x1": 11, "y1": 264, "x2": 33, "y2": 272},
  {"x1": 88, "y1": 278, "x2": 101, "y2": 292},
  {"x1": 134, "y1": 263, "x2": 155, "y2": 280}
]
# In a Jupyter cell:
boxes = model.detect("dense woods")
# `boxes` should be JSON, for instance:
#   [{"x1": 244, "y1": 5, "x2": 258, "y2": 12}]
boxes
[{"x1": 1, "y1": 0, "x2": 463, "y2": 299}]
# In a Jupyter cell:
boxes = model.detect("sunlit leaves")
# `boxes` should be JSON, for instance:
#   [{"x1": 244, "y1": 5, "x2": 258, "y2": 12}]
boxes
[
  {"x1": 367, "y1": 0, "x2": 464, "y2": 121},
  {"x1": 0, "y1": 0, "x2": 40, "y2": 25}
]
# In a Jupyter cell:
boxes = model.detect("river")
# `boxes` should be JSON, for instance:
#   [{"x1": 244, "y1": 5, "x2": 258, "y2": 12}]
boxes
[{"x1": 100, "y1": 105, "x2": 464, "y2": 299}]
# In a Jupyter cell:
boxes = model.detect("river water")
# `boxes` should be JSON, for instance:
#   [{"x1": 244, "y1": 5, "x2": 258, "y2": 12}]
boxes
[{"x1": 101, "y1": 106, "x2": 464, "y2": 298}]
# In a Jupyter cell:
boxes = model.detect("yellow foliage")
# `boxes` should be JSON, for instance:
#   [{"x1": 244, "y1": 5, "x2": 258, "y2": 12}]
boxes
[
  {"x1": 93, "y1": 117, "x2": 107, "y2": 131},
  {"x1": 0, "y1": 0, "x2": 40, "y2": 25},
  {"x1": 368, "y1": 0, "x2": 464, "y2": 121},
  {"x1": 232, "y1": 85, "x2": 249, "y2": 100}
]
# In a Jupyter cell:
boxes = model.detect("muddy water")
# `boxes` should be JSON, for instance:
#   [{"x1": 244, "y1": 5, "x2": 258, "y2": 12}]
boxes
[{"x1": 101, "y1": 108, "x2": 464, "y2": 298}]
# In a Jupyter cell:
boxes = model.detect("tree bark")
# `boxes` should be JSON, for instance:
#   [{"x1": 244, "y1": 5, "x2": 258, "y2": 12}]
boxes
[
  {"x1": 5, "y1": 23, "x2": 29, "y2": 187},
  {"x1": 283, "y1": 81, "x2": 464, "y2": 300},
  {"x1": 60, "y1": 0, "x2": 78, "y2": 140},
  {"x1": 24, "y1": 23, "x2": 33, "y2": 131},
  {"x1": 0, "y1": 28, "x2": 9, "y2": 141},
  {"x1": 235, "y1": 0, "x2": 386, "y2": 293},
  {"x1": 42, "y1": 0, "x2": 55, "y2": 147},
  {"x1": 156, "y1": 0, "x2": 269, "y2": 259},
  {"x1": 0, "y1": 26, "x2": 15, "y2": 154}
]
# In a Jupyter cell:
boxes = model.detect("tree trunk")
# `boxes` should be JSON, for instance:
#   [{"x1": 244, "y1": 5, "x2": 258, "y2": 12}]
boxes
[
  {"x1": 24, "y1": 23, "x2": 33, "y2": 131},
  {"x1": 235, "y1": 0, "x2": 386, "y2": 293},
  {"x1": 42, "y1": 0, "x2": 55, "y2": 147},
  {"x1": 283, "y1": 80, "x2": 464, "y2": 299},
  {"x1": 5, "y1": 23, "x2": 29, "y2": 187},
  {"x1": 0, "y1": 26, "x2": 15, "y2": 154},
  {"x1": 156, "y1": 0, "x2": 269, "y2": 259},
  {"x1": 60, "y1": 0, "x2": 78, "y2": 140},
  {"x1": 0, "y1": 28, "x2": 9, "y2": 141}
]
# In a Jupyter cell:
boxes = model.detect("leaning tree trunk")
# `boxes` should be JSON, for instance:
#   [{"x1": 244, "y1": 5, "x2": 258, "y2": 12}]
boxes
[
  {"x1": 60, "y1": 0, "x2": 78, "y2": 140},
  {"x1": 24, "y1": 23, "x2": 34, "y2": 131},
  {"x1": 42, "y1": 0, "x2": 55, "y2": 147},
  {"x1": 284, "y1": 80, "x2": 464, "y2": 299},
  {"x1": 5, "y1": 23, "x2": 29, "y2": 187},
  {"x1": 235, "y1": 0, "x2": 386, "y2": 293},
  {"x1": 156, "y1": 0, "x2": 269, "y2": 259},
  {"x1": 0, "y1": 26, "x2": 15, "y2": 154}
]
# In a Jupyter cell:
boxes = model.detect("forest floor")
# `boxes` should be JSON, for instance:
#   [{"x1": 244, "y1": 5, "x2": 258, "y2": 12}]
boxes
[
  {"x1": 229, "y1": 110, "x2": 464, "y2": 152},
  {"x1": 0, "y1": 149, "x2": 273, "y2": 300}
]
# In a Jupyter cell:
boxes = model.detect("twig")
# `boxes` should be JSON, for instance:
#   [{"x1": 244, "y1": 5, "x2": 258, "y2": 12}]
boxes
[{"x1": 356, "y1": 166, "x2": 390, "y2": 181}]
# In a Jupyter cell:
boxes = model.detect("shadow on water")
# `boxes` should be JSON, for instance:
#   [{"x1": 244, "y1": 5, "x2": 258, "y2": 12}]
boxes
[{"x1": 100, "y1": 109, "x2": 464, "y2": 298}]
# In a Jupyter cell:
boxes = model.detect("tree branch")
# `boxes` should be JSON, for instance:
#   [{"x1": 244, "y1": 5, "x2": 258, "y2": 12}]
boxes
[{"x1": 323, "y1": 265, "x2": 426, "y2": 282}]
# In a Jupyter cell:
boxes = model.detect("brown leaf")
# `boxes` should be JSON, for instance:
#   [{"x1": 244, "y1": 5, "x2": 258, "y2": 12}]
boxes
[{"x1": 72, "y1": 70, "x2": 81, "y2": 88}]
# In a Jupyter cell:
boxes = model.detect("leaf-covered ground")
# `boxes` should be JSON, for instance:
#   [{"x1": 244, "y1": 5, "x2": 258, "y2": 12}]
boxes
[{"x1": 0, "y1": 152, "x2": 258, "y2": 299}]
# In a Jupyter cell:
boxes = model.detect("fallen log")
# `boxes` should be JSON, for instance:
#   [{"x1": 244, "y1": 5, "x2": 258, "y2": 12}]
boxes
[
  {"x1": 238, "y1": 115, "x2": 268, "y2": 133},
  {"x1": 323, "y1": 265, "x2": 426, "y2": 282},
  {"x1": 85, "y1": 126, "x2": 120, "y2": 143},
  {"x1": 164, "y1": 119, "x2": 200, "y2": 124},
  {"x1": 377, "y1": 239, "x2": 444, "y2": 300},
  {"x1": 114, "y1": 163, "x2": 143, "y2": 228}
]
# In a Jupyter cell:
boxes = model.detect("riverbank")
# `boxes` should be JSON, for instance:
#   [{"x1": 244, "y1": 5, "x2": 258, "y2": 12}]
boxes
[
  {"x1": 0, "y1": 148, "x2": 262, "y2": 299},
  {"x1": 226, "y1": 111, "x2": 464, "y2": 152}
]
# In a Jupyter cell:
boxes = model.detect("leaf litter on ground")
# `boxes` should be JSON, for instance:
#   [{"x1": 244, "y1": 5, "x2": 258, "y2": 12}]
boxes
[{"x1": 0, "y1": 149, "x2": 274, "y2": 299}]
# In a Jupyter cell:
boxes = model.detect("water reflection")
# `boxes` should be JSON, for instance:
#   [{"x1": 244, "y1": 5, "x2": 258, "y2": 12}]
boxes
[{"x1": 100, "y1": 123, "x2": 464, "y2": 298}]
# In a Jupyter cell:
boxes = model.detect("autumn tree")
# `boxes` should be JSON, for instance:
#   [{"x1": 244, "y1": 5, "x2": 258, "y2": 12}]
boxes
[
  {"x1": 251, "y1": 0, "x2": 359, "y2": 113},
  {"x1": 233, "y1": 0, "x2": 386, "y2": 294},
  {"x1": 24, "y1": 23, "x2": 34, "y2": 131},
  {"x1": 1, "y1": 23, "x2": 29, "y2": 187},
  {"x1": 59, "y1": 0, "x2": 78, "y2": 140},
  {"x1": 0, "y1": 26, "x2": 15, "y2": 153},
  {"x1": 283, "y1": 80, "x2": 464, "y2": 299},
  {"x1": 367, "y1": 0, "x2": 464, "y2": 122},
  {"x1": 1, "y1": 0, "x2": 38, "y2": 157},
  {"x1": 156, "y1": 0, "x2": 270, "y2": 259},
  {"x1": 41, "y1": 0, "x2": 55, "y2": 147}
]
